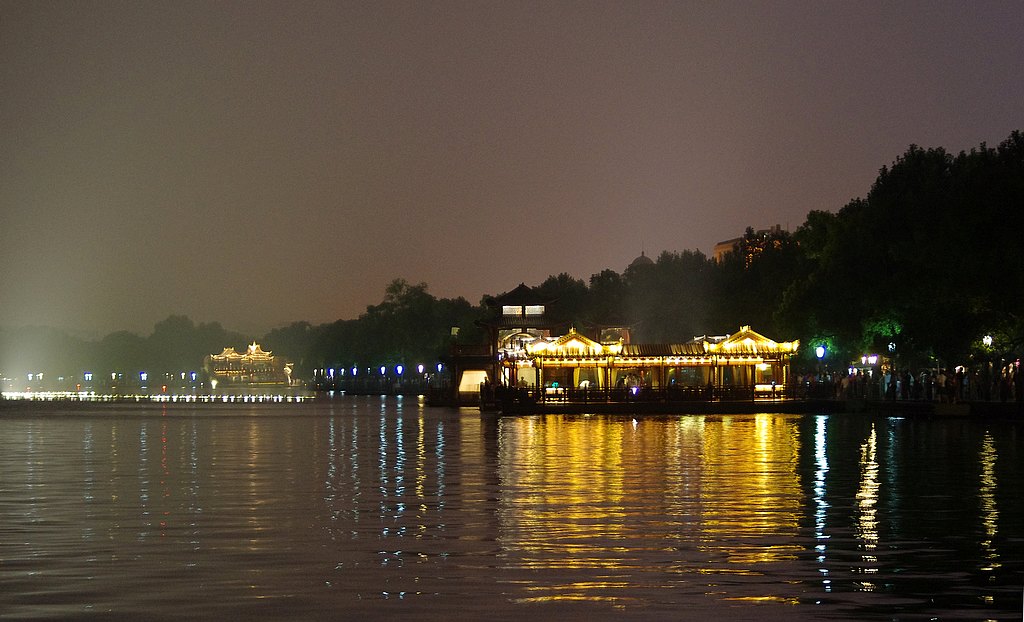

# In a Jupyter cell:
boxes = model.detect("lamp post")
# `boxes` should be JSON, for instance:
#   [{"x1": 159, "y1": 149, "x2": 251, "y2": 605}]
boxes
[{"x1": 813, "y1": 345, "x2": 826, "y2": 398}]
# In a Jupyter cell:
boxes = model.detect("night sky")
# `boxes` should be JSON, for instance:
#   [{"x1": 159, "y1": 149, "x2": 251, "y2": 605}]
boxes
[{"x1": 3, "y1": 1, "x2": 1022, "y2": 336}]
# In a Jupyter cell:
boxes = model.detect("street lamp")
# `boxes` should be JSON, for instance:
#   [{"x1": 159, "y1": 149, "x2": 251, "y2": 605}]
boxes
[{"x1": 815, "y1": 345, "x2": 826, "y2": 360}]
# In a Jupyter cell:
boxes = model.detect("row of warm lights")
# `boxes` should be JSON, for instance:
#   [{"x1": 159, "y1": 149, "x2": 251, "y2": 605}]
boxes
[
  {"x1": 526, "y1": 337, "x2": 797, "y2": 358},
  {"x1": 527, "y1": 337, "x2": 606, "y2": 357},
  {"x1": 318, "y1": 363, "x2": 443, "y2": 378},
  {"x1": 707, "y1": 340, "x2": 800, "y2": 353},
  {"x1": 1, "y1": 391, "x2": 310, "y2": 403},
  {"x1": 549, "y1": 382, "x2": 783, "y2": 395},
  {"x1": 616, "y1": 355, "x2": 768, "y2": 365},
  {"x1": 536, "y1": 356, "x2": 769, "y2": 367},
  {"x1": 522, "y1": 326, "x2": 800, "y2": 357},
  {"x1": 711, "y1": 340, "x2": 800, "y2": 354}
]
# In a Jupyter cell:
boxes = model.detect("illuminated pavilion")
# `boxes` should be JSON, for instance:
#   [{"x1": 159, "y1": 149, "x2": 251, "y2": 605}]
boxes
[
  {"x1": 448, "y1": 282, "x2": 799, "y2": 405},
  {"x1": 509, "y1": 325, "x2": 799, "y2": 396},
  {"x1": 205, "y1": 343, "x2": 293, "y2": 385}
]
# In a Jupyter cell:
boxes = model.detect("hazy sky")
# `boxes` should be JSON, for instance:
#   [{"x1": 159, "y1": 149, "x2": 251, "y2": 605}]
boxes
[{"x1": 3, "y1": 1, "x2": 1022, "y2": 336}]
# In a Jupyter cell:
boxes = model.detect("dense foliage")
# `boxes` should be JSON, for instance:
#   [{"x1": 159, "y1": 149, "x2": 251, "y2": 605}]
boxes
[
  {"x1": 262, "y1": 279, "x2": 484, "y2": 374},
  {"x1": 3, "y1": 131, "x2": 1021, "y2": 381},
  {"x1": 2, "y1": 282, "x2": 484, "y2": 380},
  {"x1": 0, "y1": 316, "x2": 245, "y2": 382},
  {"x1": 780, "y1": 131, "x2": 1024, "y2": 367}
]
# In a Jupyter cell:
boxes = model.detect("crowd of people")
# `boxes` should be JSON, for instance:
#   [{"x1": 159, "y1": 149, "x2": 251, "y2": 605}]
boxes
[{"x1": 801, "y1": 362, "x2": 1023, "y2": 403}]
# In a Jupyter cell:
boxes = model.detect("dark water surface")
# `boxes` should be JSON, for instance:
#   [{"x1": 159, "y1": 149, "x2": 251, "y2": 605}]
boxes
[{"x1": 1, "y1": 397, "x2": 1021, "y2": 620}]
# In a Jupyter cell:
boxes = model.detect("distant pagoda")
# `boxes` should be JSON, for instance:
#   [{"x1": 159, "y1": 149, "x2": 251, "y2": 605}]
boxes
[{"x1": 205, "y1": 343, "x2": 293, "y2": 385}]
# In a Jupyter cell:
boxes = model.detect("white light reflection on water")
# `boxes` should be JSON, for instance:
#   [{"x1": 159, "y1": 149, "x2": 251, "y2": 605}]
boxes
[
  {"x1": 416, "y1": 410, "x2": 426, "y2": 515},
  {"x1": 83, "y1": 424, "x2": 95, "y2": 505},
  {"x1": 435, "y1": 419, "x2": 445, "y2": 512},
  {"x1": 395, "y1": 399, "x2": 406, "y2": 518},
  {"x1": 188, "y1": 419, "x2": 201, "y2": 558},
  {"x1": 884, "y1": 417, "x2": 903, "y2": 538},
  {"x1": 378, "y1": 401, "x2": 389, "y2": 528},
  {"x1": 813, "y1": 415, "x2": 830, "y2": 591},
  {"x1": 351, "y1": 413, "x2": 361, "y2": 525},
  {"x1": 138, "y1": 421, "x2": 149, "y2": 539}
]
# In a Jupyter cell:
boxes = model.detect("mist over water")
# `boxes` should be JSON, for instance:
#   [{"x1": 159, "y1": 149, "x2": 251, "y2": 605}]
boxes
[{"x1": 0, "y1": 398, "x2": 1021, "y2": 620}]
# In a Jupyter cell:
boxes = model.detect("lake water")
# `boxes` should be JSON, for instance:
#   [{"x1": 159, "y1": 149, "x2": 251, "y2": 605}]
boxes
[{"x1": 1, "y1": 397, "x2": 1021, "y2": 620}]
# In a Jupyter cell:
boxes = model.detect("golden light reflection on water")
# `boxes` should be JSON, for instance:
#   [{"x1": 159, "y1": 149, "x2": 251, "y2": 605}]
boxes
[
  {"x1": 698, "y1": 415, "x2": 803, "y2": 565},
  {"x1": 723, "y1": 595, "x2": 802, "y2": 605},
  {"x1": 978, "y1": 432, "x2": 1000, "y2": 575},
  {"x1": 497, "y1": 413, "x2": 804, "y2": 604},
  {"x1": 854, "y1": 424, "x2": 880, "y2": 590},
  {"x1": 3, "y1": 402, "x2": 1022, "y2": 618},
  {"x1": 498, "y1": 416, "x2": 630, "y2": 569}
]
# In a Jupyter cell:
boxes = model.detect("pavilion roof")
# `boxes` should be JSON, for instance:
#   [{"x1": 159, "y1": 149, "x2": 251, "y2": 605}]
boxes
[
  {"x1": 621, "y1": 343, "x2": 705, "y2": 357},
  {"x1": 525, "y1": 326, "x2": 798, "y2": 358},
  {"x1": 527, "y1": 328, "x2": 609, "y2": 357},
  {"x1": 247, "y1": 342, "x2": 272, "y2": 357},
  {"x1": 704, "y1": 325, "x2": 799, "y2": 355},
  {"x1": 486, "y1": 283, "x2": 554, "y2": 307}
]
